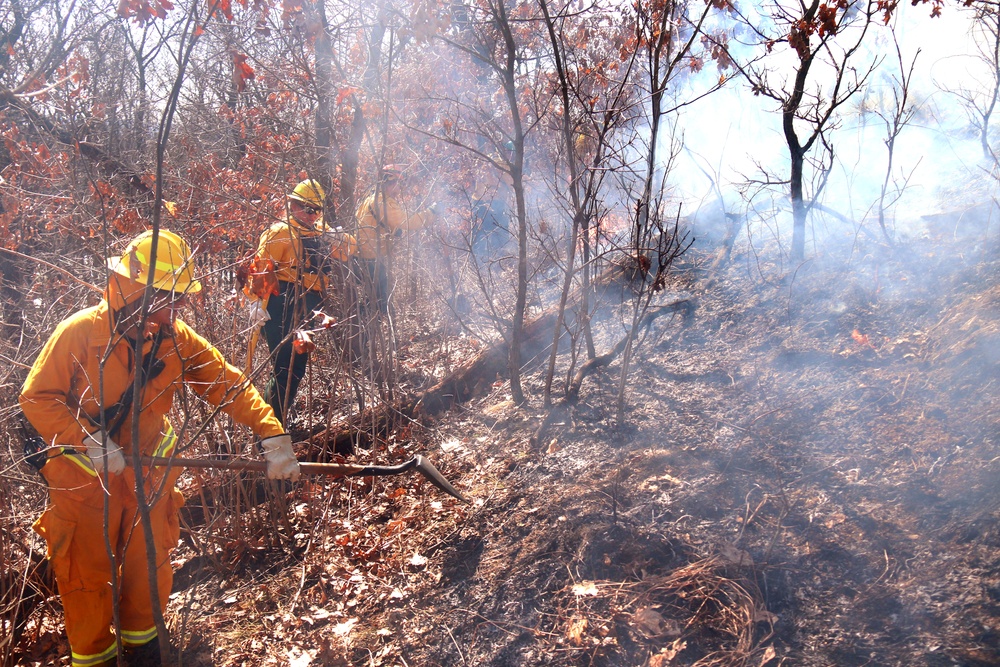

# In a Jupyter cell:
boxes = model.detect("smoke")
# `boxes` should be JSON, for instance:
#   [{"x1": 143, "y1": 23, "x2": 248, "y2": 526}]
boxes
[{"x1": 665, "y1": 4, "x2": 1000, "y2": 251}]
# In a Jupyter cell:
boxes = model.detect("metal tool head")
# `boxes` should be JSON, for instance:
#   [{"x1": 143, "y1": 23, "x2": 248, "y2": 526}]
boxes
[{"x1": 413, "y1": 455, "x2": 469, "y2": 503}]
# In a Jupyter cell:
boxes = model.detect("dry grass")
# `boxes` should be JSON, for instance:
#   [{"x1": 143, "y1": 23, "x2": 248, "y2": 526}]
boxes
[{"x1": 626, "y1": 558, "x2": 767, "y2": 666}]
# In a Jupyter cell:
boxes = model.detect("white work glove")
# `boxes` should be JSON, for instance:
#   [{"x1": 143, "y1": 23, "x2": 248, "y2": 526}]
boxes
[
  {"x1": 248, "y1": 299, "x2": 270, "y2": 327},
  {"x1": 260, "y1": 434, "x2": 300, "y2": 482},
  {"x1": 84, "y1": 431, "x2": 126, "y2": 475}
]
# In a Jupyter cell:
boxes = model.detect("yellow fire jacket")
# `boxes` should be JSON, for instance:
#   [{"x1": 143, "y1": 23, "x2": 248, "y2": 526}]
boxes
[
  {"x1": 256, "y1": 216, "x2": 356, "y2": 292},
  {"x1": 19, "y1": 300, "x2": 284, "y2": 458},
  {"x1": 354, "y1": 192, "x2": 434, "y2": 261}
]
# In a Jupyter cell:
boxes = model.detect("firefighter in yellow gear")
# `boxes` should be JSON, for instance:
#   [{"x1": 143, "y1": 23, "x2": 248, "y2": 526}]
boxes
[
  {"x1": 20, "y1": 229, "x2": 298, "y2": 667},
  {"x1": 248, "y1": 179, "x2": 356, "y2": 422},
  {"x1": 353, "y1": 165, "x2": 440, "y2": 312}
]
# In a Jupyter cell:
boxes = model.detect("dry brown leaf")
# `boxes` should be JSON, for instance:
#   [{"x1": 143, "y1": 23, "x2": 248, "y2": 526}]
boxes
[
  {"x1": 753, "y1": 607, "x2": 779, "y2": 624},
  {"x1": 566, "y1": 615, "x2": 588, "y2": 647},
  {"x1": 547, "y1": 438, "x2": 562, "y2": 454},
  {"x1": 440, "y1": 438, "x2": 466, "y2": 453},
  {"x1": 649, "y1": 639, "x2": 687, "y2": 665},
  {"x1": 292, "y1": 330, "x2": 316, "y2": 354},
  {"x1": 332, "y1": 618, "x2": 358, "y2": 636},
  {"x1": 759, "y1": 645, "x2": 778, "y2": 665},
  {"x1": 287, "y1": 648, "x2": 315, "y2": 667},
  {"x1": 483, "y1": 399, "x2": 514, "y2": 417},
  {"x1": 633, "y1": 606, "x2": 681, "y2": 638},
  {"x1": 719, "y1": 542, "x2": 754, "y2": 567},
  {"x1": 642, "y1": 473, "x2": 685, "y2": 490},
  {"x1": 309, "y1": 607, "x2": 331, "y2": 621}
]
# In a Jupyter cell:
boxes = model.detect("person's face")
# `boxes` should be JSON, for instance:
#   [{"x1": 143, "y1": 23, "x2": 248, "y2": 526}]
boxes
[
  {"x1": 117, "y1": 290, "x2": 188, "y2": 336},
  {"x1": 289, "y1": 199, "x2": 321, "y2": 224},
  {"x1": 147, "y1": 291, "x2": 188, "y2": 328}
]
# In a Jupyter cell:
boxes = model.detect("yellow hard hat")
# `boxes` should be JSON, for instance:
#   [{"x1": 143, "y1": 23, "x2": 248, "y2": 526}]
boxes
[
  {"x1": 288, "y1": 179, "x2": 325, "y2": 208},
  {"x1": 106, "y1": 229, "x2": 202, "y2": 294}
]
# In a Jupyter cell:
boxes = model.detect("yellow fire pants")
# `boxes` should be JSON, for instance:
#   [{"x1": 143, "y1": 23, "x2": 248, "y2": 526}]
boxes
[{"x1": 33, "y1": 449, "x2": 183, "y2": 667}]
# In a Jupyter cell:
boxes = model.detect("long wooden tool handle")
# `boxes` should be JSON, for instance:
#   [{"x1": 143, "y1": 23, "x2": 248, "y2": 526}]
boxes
[
  {"x1": 141, "y1": 456, "x2": 411, "y2": 478},
  {"x1": 141, "y1": 455, "x2": 467, "y2": 502}
]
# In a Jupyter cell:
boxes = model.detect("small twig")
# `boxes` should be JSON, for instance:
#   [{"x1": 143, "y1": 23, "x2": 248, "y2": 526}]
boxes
[
  {"x1": 763, "y1": 494, "x2": 789, "y2": 564},
  {"x1": 736, "y1": 489, "x2": 768, "y2": 544},
  {"x1": 0, "y1": 353, "x2": 32, "y2": 370},
  {"x1": 444, "y1": 625, "x2": 468, "y2": 666},
  {"x1": 0, "y1": 247, "x2": 100, "y2": 292}
]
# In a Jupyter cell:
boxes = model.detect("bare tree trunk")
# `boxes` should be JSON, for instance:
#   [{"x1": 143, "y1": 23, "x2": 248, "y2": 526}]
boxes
[
  {"x1": 878, "y1": 37, "x2": 918, "y2": 245},
  {"x1": 337, "y1": 4, "x2": 387, "y2": 221},
  {"x1": 977, "y1": 5, "x2": 1000, "y2": 162},
  {"x1": 539, "y1": 0, "x2": 583, "y2": 407},
  {"x1": 420, "y1": 264, "x2": 633, "y2": 415},
  {"x1": 496, "y1": 0, "x2": 528, "y2": 405},
  {"x1": 789, "y1": 150, "x2": 807, "y2": 261},
  {"x1": 735, "y1": 0, "x2": 877, "y2": 262},
  {"x1": 314, "y1": 1, "x2": 336, "y2": 199},
  {"x1": 0, "y1": 251, "x2": 26, "y2": 340}
]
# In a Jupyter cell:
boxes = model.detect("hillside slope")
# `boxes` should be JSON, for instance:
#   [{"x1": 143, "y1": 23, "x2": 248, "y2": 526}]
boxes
[{"x1": 12, "y1": 232, "x2": 998, "y2": 667}]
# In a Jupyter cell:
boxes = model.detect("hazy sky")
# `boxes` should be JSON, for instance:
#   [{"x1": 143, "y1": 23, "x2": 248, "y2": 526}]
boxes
[{"x1": 669, "y1": 3, "x2": 995, "y2": 240}]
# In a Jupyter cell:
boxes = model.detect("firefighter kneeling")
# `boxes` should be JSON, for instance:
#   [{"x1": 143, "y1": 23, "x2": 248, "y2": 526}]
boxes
[{"x1": 20, "y1": 229, "x2": 298, "y2": 667}]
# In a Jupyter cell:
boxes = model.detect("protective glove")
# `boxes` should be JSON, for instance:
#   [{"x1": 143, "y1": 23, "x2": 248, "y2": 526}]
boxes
[
  {"x1": 84, "y1": 431, "x2": 126, "y2": 475},
  {"x1": 248, "y1": 299, "x2": 270, "y2": 327},
  {"x1": 260, "y1": 434, "x2": 300, "y2": 482}
]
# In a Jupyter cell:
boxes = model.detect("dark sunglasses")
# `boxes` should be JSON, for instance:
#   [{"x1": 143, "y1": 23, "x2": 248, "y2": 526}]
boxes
[
  {"x1": 296, "y1": 203, "x2": 321, "y2": 215},
  {"x1": 150, "y1": 290, "x2": 188, "y2": 307}
]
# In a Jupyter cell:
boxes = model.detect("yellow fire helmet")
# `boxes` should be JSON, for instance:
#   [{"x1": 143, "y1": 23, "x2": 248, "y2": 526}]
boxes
[
  {"x1": 288, "y1": 179, "x2": 325, "y2": 208},
  {"x1": 106, "y1": 229, "x2": 202, "y2": 295}
]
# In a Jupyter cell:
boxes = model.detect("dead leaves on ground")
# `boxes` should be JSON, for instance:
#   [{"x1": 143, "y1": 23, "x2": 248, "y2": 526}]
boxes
[
  {"x1": 557, "y1": 557, "x2": 778, "y2": 665},
  {"x1": 165, "y1": 457, "x2": 466, "y2": 666}
]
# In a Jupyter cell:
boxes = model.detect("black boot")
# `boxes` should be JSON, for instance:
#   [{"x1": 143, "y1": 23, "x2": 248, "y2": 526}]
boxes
[{"x1": 125, "y1": 639, "x2": 172, "y2": 667}]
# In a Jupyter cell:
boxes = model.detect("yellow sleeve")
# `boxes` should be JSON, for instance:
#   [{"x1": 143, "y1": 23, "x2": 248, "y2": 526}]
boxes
[
  {"x1": 386, "y1": 196, "x2": 436, "y2": 233},
  {"x1": 354, "y1": 197, "x2": 379, "y2": 259},
  {"x1": 173, "y1": 321, "x2": 285, "y2": 438},
  {"x1": 382, "y1": 197, "x2": 411, "y2": 233},
  {"x1": 258, "y1": 224, "x2": 289, "y2": 266},
  {"x1": 255, "y1": 226, "x2": 272, "y2": 260},
  {"x1": 330, "y1": 232, "x2": 357, "y2": 262},
  {"x1": 19, "y1": 312, "x2": 98, "y2": 450}
]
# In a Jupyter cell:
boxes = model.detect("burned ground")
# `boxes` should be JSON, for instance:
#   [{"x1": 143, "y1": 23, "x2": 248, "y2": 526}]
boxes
[{"x1": 6, "y1": 230, "x2": 999, "y2": 667}]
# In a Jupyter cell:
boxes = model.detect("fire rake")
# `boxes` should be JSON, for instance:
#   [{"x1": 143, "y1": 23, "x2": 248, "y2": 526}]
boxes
[{"x1": 141, "y1": 454, "x2": 468, "y2": 502}]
